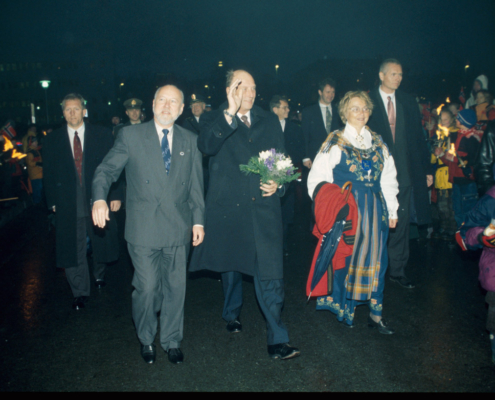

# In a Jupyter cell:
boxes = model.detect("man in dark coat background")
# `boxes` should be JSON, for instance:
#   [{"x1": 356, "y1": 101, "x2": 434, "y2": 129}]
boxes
[
  {"x1": 367, "y1": 59, "x2": 432, "y2": 289},
  {"x1": 189, "y1": 70, "x2": 300, "y2": 360},
  {"x1": 301, "y1": 77, "x2": 342, "y2": 170},
  {"x1": 43, "y1": 93, "x2": 123, "y2": 310},
  {"x1": 270, "y1": 94, "x2": 304, "y2": 254}
]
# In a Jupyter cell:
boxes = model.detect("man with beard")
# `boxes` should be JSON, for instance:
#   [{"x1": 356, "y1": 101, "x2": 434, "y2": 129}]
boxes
[{"x1": 92, "y1": 85, "x2": 205, "y2": 365}]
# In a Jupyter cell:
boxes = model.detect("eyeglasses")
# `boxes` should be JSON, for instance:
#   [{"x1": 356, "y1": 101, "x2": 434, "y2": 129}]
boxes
[
  {"x1": 277, "y1": 106, "x2": 290, "y2": 110},
  {"x1": 349, "y1": 107, "x2": 370, "y2": 114}
]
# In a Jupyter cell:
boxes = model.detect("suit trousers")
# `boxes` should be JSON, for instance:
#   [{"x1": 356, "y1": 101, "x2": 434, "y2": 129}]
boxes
[
  {"x1": 221, "y1": 268, "x2": 289, "y2": 346},
  {"x1": 65, "y1": 216, "x2": 106, "y2": 298},
  {"x1": 127, "y1": 242, "x2": 188, "y2": 351},
  {"x1": 387, "y1": 185, "x2": 411, "y2": 278}
]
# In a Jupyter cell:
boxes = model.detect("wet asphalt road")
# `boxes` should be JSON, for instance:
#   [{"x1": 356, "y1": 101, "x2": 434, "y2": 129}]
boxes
[{"x1": 1, "y1": 193, "x2": 495, "y2": 392}]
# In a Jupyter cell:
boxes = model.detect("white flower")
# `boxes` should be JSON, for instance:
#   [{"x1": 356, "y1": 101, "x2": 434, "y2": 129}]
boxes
[
  {"x1": 259, "y1": 150, "x2": 272, "y2": 160},
  {"x1": 276, "y1": 158, "x2": 293, "y2": 170}
]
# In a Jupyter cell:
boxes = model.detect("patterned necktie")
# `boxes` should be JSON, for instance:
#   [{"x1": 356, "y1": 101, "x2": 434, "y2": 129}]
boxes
[
  {"x1": 387, "y1": 96, "x2": 396, "y2": 142},
  {"x1": 161, "y1": 129, "x2": 171, "y2": 175},
  {"x1": 240, "y1": 115, "x2": 251, "y2": 128},
  {"x1": 325, "y1": 106, "x2": 332, "y2": 134},
  {"x1": 73, "y1": 131, "x2": 83, "y2": 185}
]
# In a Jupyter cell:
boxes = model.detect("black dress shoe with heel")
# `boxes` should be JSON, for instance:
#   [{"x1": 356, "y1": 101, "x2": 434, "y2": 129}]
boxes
[
  {"x1": 389, "y1": 275, "x2": 415, "y2": 289},
  {"x1": 226, "y1": 318, "x2": 242, "y2": 333},
  {"x1": 141, "y1": 344, "x2": 156, "y2": 364},
  {"x1": 167, "y1": 348, "x2": 184, "y2": 364},
  {"x1": 95, "y1": 279, "x2": 106, "y2": 289},
  {"x1": 268, "y1": 343, "x2": 300, "y2": 360},
  {"x1": 368, "y1": 315, "x2": 395, "y2": 335},
  {"x1": 72, "y1": 296, "x2": 88, "y2": 310}
]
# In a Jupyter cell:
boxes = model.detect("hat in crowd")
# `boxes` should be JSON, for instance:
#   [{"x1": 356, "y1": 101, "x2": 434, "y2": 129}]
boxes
[
  {"x1": 189, "y1": 94, "x2": 206, "y2": 106},
  {"x1": 456, "y1": 109, "x2": 477, "y2": 128},
  {"x1": 123, "y1": 98, "x2": 143, "y2": 110}
]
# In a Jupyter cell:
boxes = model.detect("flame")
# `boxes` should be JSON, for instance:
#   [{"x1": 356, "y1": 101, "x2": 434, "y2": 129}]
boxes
[
  {"x1": 436, "y1": 125, "x2": 450, "y2": 141},
  {"x1": 3, "y1": 135, "x2": 26, "y2": 159},
  {"x1": 446, "y1": 97, "x2": 450, "y2": 103},
  {"x1": 436, "y1": 104, "x2": 444, "y2": 115},
  {"x1": 448, "y1": 143, "x2": 456, "y2": 156}
]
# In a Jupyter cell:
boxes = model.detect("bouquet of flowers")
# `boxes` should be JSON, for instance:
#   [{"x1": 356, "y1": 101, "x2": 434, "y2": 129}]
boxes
[{"x1": 239, "y1": 148, "x2": 301, "y2": 185}]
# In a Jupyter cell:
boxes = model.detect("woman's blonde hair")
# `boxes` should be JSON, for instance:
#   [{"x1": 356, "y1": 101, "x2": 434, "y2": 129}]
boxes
[{"x1": 338, "y1": 91, "x2": 374, "y2": 124}]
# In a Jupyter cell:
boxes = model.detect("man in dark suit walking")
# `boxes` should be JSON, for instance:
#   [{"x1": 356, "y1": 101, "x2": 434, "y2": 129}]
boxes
[
  {"x1": 367, "y1": 59, "x2": 432, "y2": 289},
  {"x1": 92, "y1": 85, "x2": 205, "y2": 365},
  {"x1": 43, "y1": 93, "x2": 123, "y2": 310},
  {"x1": 270, "y1": 95, "x2": 304, "y2": 254},
  {"x1": 302, "y1": 78, "x2": 342, "y2": 170},
  {"x1": 189, "y1": 70, "x2": 300, "y2": 360}
]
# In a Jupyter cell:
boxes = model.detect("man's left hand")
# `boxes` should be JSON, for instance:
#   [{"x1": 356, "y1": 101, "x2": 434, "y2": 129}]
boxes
[
  {"x1": 110, "y1": 200, "x2": 121, "y2": 212},
  {"x1": 261, "y1": 180, "x2": 278, "y2": 197},
  {"x1": 427, "y1": 175, "x2": 433, "y2": 187},
  {"x1": 389, "y1": 218, "x2": 398, "y2": 229},
  {"x1": 192, "y1": 225, "x2": 205, "y2": 246}
]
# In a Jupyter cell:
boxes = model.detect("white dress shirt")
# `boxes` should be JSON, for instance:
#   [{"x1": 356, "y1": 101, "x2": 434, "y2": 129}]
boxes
[
  {"x1": 67, "y1": 123, "x2": 85, "y2": 157},
  {"x1": 279, "y1": 119, "x2": 286, "y2": 132},
  {"x1": 307, "y1": 123, "x2": 399, "y2": 219}
]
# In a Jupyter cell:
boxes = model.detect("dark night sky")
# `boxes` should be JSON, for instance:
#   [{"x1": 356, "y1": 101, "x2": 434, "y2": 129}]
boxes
[{"x1": 3, "y1": 0, "x2": 495, "y2": 80}]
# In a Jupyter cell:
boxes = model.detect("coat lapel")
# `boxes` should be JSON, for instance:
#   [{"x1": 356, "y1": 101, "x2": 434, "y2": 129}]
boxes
[
  {"x1": 374, "y1": 88, "x2": 394, "y2": 146},
  {"x1": 169, "y1": 125, "x2": 185, "y2": 181}
]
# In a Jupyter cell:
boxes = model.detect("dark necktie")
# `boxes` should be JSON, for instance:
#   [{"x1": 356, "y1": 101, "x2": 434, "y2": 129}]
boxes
[
  {"x1": 241, "y1": 115, "x2": 251, "y2": 128},
  {"x1": 387, "y1": 96, "x2": 396, "y2": 142},
  {"x1": 325, "y1": 106, "x2": 332, "y2": 134},
  {"x1": 74, "y1": 131, "x2": 83, "y2": 185},
  {"x1": 161, "y1": 129, "x2": 171, "y2": 175}
]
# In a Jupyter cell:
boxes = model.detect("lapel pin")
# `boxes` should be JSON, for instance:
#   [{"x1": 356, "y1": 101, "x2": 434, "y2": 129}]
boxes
[{"x1": 180, "y1": 151, "x2": 184, "y2": 156}]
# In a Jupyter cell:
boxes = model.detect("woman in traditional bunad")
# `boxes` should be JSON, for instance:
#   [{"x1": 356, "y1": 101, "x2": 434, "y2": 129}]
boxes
[{"x1": 307, "y1": 91, "x2": 399, "y2": 334}]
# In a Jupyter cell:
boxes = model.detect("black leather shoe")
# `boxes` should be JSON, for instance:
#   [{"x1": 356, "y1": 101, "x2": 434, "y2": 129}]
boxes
[
  {"x1": 95, "y1": 279, "x2": 106, "y2": 289},
  {"x1": 72, "y1": 296, "x2": 87, "y2": 310},
  {"x1": 368, "y1": 316, "x2": 395, "y2": 335},
  {"x1": 141, "y1": 344, "x2": 156, "y2": 364},
  {"x1": 268, "y1": 343, "x2": 300, "y2": 360},
  {"x1": 226, "y1": 318, "x2": 242, "y2": 333},
  {"x1": 167, "y1": 348, "x2": 184, "y2": 364},
  {"x1": 389, "y1": 275, "x2": 415, "y2": 289}
]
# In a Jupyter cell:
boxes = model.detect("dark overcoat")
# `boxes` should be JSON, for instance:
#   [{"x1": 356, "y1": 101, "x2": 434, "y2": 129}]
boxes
[
  {"x1": 189, "y1": 104, "x2": 286, "y2": 280},
  {"x1": 182, "y1": 116, "x2": 200, "y2": 135},
  {"x1": 367, "y1": 87, "x2": 432, "y2": 225},
  {"x1": 43, "y1": 122, "x2": 123, "y2": 269},
  {"x1": 302, "y1": 102, "x2": 342, "y2": 161}
]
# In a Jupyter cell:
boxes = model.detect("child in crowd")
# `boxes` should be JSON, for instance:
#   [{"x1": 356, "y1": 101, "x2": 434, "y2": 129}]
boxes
[
  {"x1": 456, "y1": 173, "x2": 495, "y2": 365},
  {"x1": 434, "y1": 109, "x2": 481, "y2": 229},
  {"x1": 475, "y1": 90, "x2": 495, "y2": 121}
]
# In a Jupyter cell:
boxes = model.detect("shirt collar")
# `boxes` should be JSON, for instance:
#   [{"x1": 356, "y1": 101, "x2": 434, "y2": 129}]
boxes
[{"x1": 68, "y1": 122, "x2": 85, "y2": 136}]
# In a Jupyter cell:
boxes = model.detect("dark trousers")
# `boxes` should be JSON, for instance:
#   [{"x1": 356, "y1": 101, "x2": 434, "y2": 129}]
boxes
[
  {"x1": 221, "y1": 269, "x2": 289, "y2": 346},
  {"x1": 65, "y1": 217, "x2": 106, "y2": 298},
  {"x1": 388, "y1": 185, "x2": 411, "y2": 278},
  {"x1": 127, "y1": 243, "x2": 188, "y2": 351}
]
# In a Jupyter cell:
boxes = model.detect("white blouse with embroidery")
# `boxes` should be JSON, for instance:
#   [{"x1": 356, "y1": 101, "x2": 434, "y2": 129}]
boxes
[{"x1": 307, "y1": 123, "x2": 399, "y2": 220}]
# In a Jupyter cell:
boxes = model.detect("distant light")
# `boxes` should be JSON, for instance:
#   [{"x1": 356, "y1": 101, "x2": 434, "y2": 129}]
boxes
[
  {"x1": 218, "y1": 61, "x2": 223, "y2": 67},
  {"x1": 120, "y1": 83, "x2": 124, "y2": 86},
  {"x1": 465, "y1": 65, "x2": 470, "y2": 69},
  {"x1": 40, "y1": 80, "x2": 51, "y2": 89},
  {"x1": 446, "y1": 97, "x2": 451, "y2": 103},
  {"x1": 357, "y1": 79, "x2": 359, "y2": 82},
  {"x1": 108, "y1": 102, "x2": 111, "y2": 105},
  {"x1": 205, "y1": 85, "x2": 209, "y2": 88},
  {"x1": 36, "y1": 106, "x2": 40, "y2": 110}
]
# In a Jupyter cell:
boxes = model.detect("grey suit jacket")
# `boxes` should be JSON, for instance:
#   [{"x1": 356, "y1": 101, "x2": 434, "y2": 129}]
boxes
[{"x1": 92, "y1": 120, "x2": 205, "y2": 248}]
